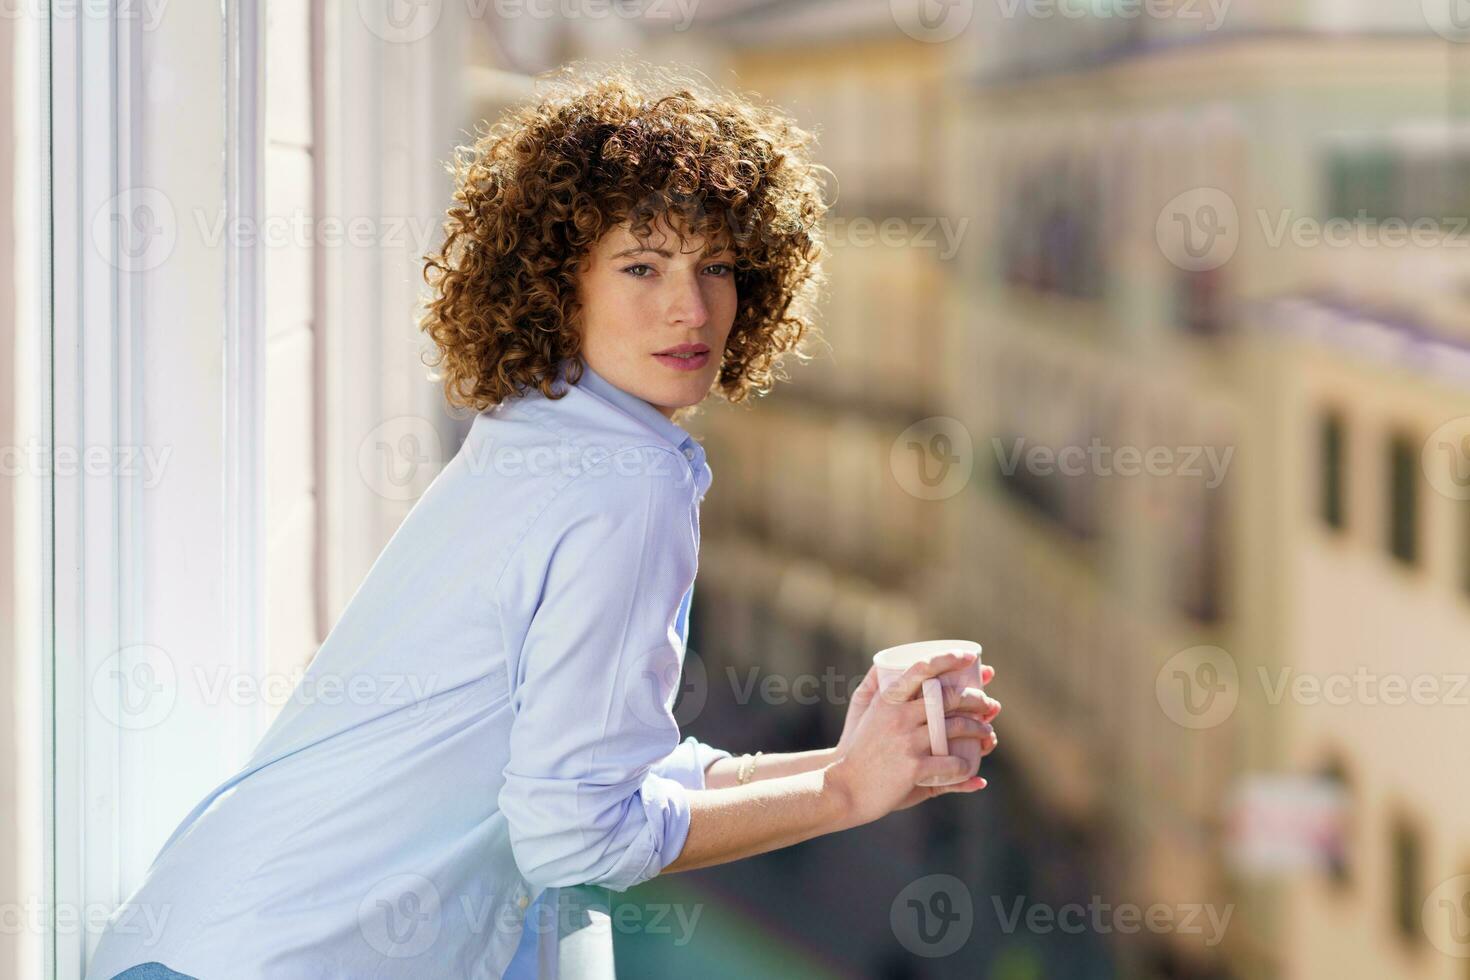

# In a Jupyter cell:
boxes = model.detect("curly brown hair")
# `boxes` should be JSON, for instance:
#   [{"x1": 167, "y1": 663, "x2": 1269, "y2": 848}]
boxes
[{"x1": 417, "y1": 60, "x2": 831, "y2": 418}]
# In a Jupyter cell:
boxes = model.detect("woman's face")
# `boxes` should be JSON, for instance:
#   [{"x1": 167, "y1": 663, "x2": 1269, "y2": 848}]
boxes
[{"x1": 574, "y1": 216, "x2": 738, "y2": 419}]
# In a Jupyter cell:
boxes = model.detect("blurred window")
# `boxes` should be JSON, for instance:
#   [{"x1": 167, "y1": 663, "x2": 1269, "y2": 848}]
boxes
[
  {"x1": 1175, "y1": 267, "x2": 1225, "y2": 337},
  {"x1": 1326, "y1": 146, "x2": 1399, "y2": 224},
  {"x1": 1325, "y1": 137, "x2": 1470, "y2": 231},
  {"x1": 1317, "y1": 758, "x2": 1352, "y2": 889},
  {"x1": 1319, "y1": 411, "x2": 1347, "y2": 532},
  {"x1": 1463, "y1": 500, "x2": 1470, "y2": 596},
  {"x1": 1387, "y1": 432, "x2": 1419, "y2": 566},
  {"x1": 1171, "y1": 480, "x2": 1226, "y2": 624},
  {"x1": 1390, "y1": 817, "x2": 1423, "y2": 943}
]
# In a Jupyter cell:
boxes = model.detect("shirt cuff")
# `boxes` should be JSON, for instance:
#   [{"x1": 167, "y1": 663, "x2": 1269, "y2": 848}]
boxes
[
  {"x1": 650, "y1": 735, "x2": 734, "y2": 791},
  {"x1": 610, "y1": 771, "x2": 693, "y2": 893}
]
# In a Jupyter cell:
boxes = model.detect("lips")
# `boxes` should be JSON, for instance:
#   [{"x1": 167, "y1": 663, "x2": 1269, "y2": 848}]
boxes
[{"x1": 652, "y1": 348, "x2": 711, "y2": 371}]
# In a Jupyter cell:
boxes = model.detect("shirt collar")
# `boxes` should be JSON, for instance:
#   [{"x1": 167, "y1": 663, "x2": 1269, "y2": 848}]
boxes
[{"x1": 558, "y1": 356, "x2": 712, "y2": 497}]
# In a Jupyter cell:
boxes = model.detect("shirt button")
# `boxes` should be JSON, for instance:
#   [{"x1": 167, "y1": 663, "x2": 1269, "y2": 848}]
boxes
[{"x1": 682, "y1": 446, "x2": 695, "y2": 461}]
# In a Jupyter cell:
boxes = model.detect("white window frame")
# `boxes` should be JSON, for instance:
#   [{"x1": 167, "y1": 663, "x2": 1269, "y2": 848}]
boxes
[
  {"x1": 42, "y1": 1, "x2": 469, "y2": 973},
  {"x1": 46, "y1": 3, "x2": 266, "y2": 976}
]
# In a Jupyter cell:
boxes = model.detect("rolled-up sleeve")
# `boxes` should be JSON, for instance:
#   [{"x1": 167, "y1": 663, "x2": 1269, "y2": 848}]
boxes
[
  {"x1": 497, "y1": 446, "x2": 705, "y2": 896},
  {"x1": 650, "y1": 735, "x2": 734, "y2": 791}
]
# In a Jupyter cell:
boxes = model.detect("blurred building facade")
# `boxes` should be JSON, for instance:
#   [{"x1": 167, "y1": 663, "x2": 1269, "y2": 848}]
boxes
[
  {"x1": 650, "y1": 2, "x2": 1470, "y2": 978},
  {"x1": 957, "y1": 7, "x2": 1470, "y2": 978},
  {"x1": 1249, "y1": 292, "x2": 1470, "y2": 979}
]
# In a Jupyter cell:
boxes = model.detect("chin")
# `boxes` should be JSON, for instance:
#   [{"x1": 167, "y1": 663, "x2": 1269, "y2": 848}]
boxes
[
  {"x1": 657, "y1": 391, "x2": 697, "y2": 413},
  {"x1": 655, "y1": 382, "x2": 706, "y2": 412}
]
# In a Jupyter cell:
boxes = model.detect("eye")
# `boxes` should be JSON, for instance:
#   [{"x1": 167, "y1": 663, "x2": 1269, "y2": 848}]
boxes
[
  {"x1": 621, "y1": 264, "x2": 656, "y2": 278},
  {"x1": 704, "y1": 263, "x2": 734, "y2": 277}
]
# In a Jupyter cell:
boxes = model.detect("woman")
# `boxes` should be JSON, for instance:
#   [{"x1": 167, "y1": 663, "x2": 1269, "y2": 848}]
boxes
[{"x1": 87, "y1": 63, "x2": 1001, "y2": 979}]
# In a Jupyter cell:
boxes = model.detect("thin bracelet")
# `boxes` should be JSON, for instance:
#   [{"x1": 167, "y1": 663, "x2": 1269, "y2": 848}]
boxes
[{"x1": 736, "y1": 751, "x2": 763, "y2": 785}]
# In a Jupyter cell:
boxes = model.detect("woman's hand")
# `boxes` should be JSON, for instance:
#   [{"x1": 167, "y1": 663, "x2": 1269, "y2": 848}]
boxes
[
  {"x1": 826, "y1": 651, "x2": 1000, "y2": 827},
  {"x1": 836, "y1": 661, "x2": 1000, "y2": 758},
  {"x1": 888, "y1": 661, "x2": 1002, "y2": 813}
]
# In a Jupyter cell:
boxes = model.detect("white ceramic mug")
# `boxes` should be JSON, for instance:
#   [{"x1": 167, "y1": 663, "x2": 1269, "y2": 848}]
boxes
[{"x1": 873, "y1": 639, "x2": 984, "y2": 786}]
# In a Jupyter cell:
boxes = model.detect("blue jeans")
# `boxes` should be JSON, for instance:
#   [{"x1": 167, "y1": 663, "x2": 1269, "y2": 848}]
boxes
[{"x1": 109, "y1": 964, "x2": 197, "y2": 980}]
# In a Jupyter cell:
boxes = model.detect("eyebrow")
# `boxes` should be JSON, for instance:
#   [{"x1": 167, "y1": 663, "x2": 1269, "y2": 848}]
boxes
[{"x1": 610, "y1": 246, "x2": 735, "y2": 260}]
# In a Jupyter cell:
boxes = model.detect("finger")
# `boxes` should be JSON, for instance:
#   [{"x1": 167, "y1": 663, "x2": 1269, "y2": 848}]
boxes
[
  {"x1": 945, "y1": 685, "x2": 999, "y2": 716},
  {"x1": 880, "y1": 677, "x2": 928, "y2": 709},
  {"x1": 911, "y1": 727, "x2": 935, "y2": 753},
  {"x1": 938, "y1": 775, "x2": 988, "y2": 794},
  {"x1": 908, "y1": 720, "x2": 985, "y2": 757},
  {"x1": 959, "y1": 695, "x2": 1002, "y2": 722},
  {"x1": 889, "y1": 652, "x2": 978, "y2": 702},
  {"x1": 981, "y1": 664, "x2": 996, "y2": 684},
  {"x1": 938, "y1": 716, "x2": 998, "y2": 757},
  {"x1": 851, "y1": 665, "x2": 879, "y2": 705},
  {"x1": 943, "y1": 716, "x2": 994, "y2": 741},
  {"x1": 877, "y1": 680, "x2": 905, "y2": 705},
  {"x1": 915, "y1": 753, "x2": 975, "y2": 786},
  {"x1": 970, "y1": 728, "x2": 1005, "y2": 758},
  {"x1": 891, "y1": 699, "x2": 933, "y2": 732},
  {"x1": 941, "y1": 684, "x2": 965, "y2": 712}
]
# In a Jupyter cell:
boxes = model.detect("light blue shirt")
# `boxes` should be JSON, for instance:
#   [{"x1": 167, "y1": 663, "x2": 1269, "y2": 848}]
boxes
[{"x1": 86, "y1": 357, "x2": 732, "y2": 979}]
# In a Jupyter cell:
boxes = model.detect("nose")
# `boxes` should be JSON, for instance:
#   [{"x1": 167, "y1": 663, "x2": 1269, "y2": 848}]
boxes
[{"x1": 664, "y1": 266, "x2": 709, "y2": 328}]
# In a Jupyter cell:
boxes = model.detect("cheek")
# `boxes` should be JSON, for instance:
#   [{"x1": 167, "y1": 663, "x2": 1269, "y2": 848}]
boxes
[
  {"x1": 616, "y1": 291, "x2": 665, "y2": 336},
  {"x1": 583, "y1": 276, "x2": 648, "y2": 337},
  {"x1": 709, "y1": 279, "x2": 739, "y2": 320}
]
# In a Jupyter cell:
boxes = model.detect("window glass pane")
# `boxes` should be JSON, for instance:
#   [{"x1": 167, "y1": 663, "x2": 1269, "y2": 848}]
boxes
[
  {"x1": 1392, "y1": 820, "x2": 1422, "y2": 942},
  {"x1": 1321, "y1": 412, "x2": 1346, "y2": 531},
  {"x1": 1388, "y1": 434, "x2": 1418, "y2": 565}
]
